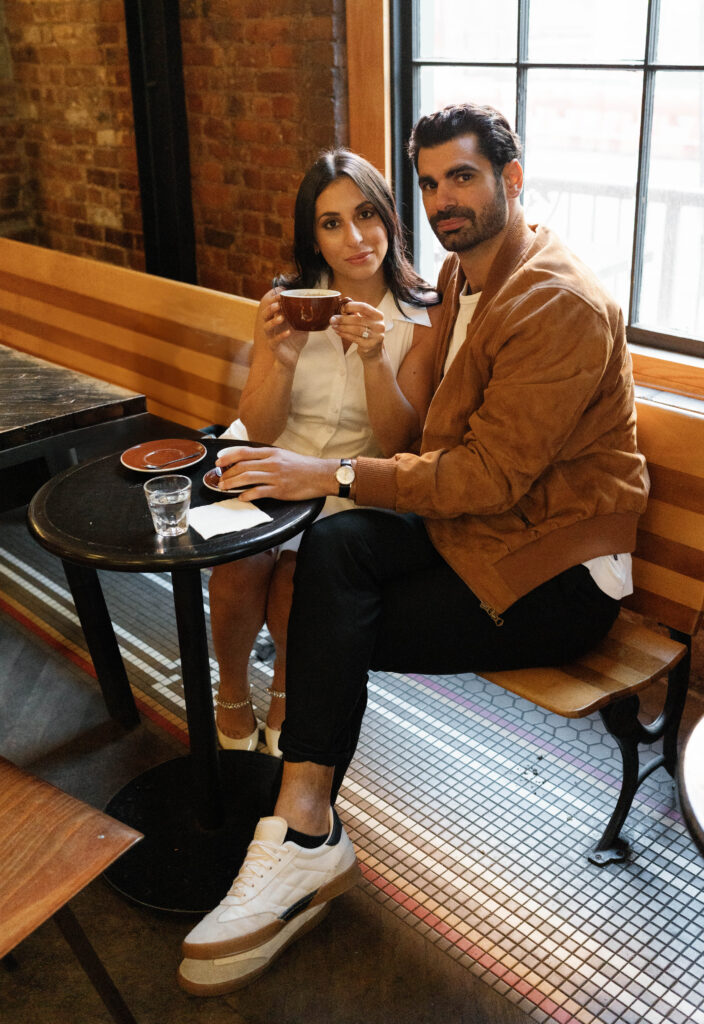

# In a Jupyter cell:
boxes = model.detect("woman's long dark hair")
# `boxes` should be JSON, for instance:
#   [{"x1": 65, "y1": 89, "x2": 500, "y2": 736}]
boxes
[{"x1": 274, "y1": 149, "x2": 439, "y2": 308}]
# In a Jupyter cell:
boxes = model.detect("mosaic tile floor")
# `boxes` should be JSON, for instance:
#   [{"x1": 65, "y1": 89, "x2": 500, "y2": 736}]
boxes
[{"x1": 1, "y1": 507, "x2": 703, "y2": 1024}]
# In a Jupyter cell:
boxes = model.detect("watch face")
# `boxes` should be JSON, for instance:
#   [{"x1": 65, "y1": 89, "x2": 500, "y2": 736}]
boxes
[{"x1": 336, "y1": 464, "x2": 355, "y2": 485}]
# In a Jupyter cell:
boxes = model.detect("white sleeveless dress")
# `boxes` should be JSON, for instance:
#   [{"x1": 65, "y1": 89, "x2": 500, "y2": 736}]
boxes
[{"x1": 221, "y1": 290, "x2": 431, "y2": 551}]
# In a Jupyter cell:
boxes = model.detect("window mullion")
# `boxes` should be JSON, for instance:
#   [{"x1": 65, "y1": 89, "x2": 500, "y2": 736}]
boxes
[
  {"x1": 629, "y1": 0, "x2": 661, "y2": 326},
  {"x1": 516, "y1": 0, "x2": 530, "y2": 152},
  {"x1": 390, "y1": 0, "x2": 418, "y2": 257}
]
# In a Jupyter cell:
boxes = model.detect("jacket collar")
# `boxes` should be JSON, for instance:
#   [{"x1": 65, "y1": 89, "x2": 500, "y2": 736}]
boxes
[
  {"x1": 482, "y1": 208, "x2": 538, "y2": 299},
  {"x1": 451, "y1": 208, "x2": 537, "y2": 307}
]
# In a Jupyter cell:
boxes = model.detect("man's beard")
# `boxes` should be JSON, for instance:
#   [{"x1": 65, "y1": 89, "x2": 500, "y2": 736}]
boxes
[{"x1": 429, "y1": 186, "x2": 508, "y2": 253}]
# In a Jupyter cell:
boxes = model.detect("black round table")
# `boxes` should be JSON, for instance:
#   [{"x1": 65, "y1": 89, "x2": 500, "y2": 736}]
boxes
[
  {"x1": 678, "y1": 715, "x2": 704, "y2": 859},
  {"x1": 27, "y1": 439, "x2": 324, "y2": 913}
]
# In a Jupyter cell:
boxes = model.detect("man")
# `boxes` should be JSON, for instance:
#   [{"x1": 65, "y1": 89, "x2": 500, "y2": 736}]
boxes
[{"x1": 177, "y1": 104, "x2": 648, "y2": 994}]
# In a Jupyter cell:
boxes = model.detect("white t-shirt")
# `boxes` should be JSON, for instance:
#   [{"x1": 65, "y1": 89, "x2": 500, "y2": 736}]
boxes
[{"x1": 444, "y1": 284, "x2": 632, "y2": 601}]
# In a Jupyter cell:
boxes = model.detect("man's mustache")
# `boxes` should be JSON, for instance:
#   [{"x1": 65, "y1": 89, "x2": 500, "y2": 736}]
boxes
[{"x1": 429, "y1": 207, "x2": 477, "y2": 231}]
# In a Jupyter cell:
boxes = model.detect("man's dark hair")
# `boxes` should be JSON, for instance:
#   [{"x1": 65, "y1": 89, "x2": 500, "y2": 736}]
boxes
[{"x1": 407, "y1": 103, "x2": 523, "y2": 179}]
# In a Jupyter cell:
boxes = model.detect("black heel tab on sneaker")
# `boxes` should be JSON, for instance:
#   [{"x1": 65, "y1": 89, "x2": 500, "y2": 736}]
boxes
[
  {"x1": 284, "y1": 826, "x2": 327, "y2": 848},
  {"x1": 326, "y1": 809, "x2": 342, "y2": 846}
]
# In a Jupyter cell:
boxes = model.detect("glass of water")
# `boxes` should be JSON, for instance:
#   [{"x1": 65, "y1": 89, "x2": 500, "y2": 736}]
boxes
[{"x1": 143, "y1": 474, "x2": 192, "y2": 537}]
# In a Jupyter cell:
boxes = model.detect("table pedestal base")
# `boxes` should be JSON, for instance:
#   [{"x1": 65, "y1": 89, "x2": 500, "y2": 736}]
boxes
[{"x1": 103, "y1": 752, "x2": 282, "y2": 914}]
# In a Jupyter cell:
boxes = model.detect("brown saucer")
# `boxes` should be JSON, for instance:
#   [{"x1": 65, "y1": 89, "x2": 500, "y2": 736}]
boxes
[
  {"x1": 120, "y1": 439, "x2": 206, "y2": 473},
  {"x1": 203, "y1": 468, "x2": 246, "y2": 494}
]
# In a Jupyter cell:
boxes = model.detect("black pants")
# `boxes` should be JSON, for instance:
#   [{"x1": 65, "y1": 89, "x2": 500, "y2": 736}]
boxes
[{"x1": 281, "y1": 510, "x2": 619, "y2": 795}]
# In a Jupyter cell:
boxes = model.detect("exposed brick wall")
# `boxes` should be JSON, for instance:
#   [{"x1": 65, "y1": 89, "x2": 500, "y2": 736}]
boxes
[
  {"x1": 180, "y1": 0, "x2": 348, "y2": 298},
  {"x1": 3, "y1": 0, "x2": 347, "y2": 297},
  {"x1": 4, "y1": 0, "x2": 143, "y2": 267},
  {"x1": 0, "y1": 2, "x2": 34, "y2": 240},
  {"x1": 0, "y1": 77, "x2": 32, "y2": 239}
]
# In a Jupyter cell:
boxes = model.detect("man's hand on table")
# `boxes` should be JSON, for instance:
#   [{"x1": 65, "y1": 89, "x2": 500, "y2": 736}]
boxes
[{"x1": 216, "y1": 446, "x2": 345, "y2": 502}]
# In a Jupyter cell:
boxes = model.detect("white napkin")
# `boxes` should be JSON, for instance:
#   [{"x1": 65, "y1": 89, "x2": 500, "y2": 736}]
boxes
[{"x1": 189, "y1": 498, "x2": 273, "y2": 540}]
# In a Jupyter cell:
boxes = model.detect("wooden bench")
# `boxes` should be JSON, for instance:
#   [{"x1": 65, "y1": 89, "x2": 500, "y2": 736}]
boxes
[
  {"x1": 0, "y1": 237, "x2": 258, "y2": 432},
  {"x1": 483, "y1": 395, "x2": 703, "y2": 864},
  {"x1": 1, "y1": 237, "x2": 700, "y2": 866}
]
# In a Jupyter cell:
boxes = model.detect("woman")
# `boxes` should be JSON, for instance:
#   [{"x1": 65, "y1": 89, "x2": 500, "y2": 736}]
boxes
[{"x1": 210, "y1": 148, "x2": 440, "y2": 755}]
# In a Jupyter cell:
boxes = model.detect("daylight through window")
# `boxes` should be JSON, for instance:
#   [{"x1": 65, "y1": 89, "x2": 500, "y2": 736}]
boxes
[{"x1": 393, "y1": 0, "x2": 704, "y2": 354}]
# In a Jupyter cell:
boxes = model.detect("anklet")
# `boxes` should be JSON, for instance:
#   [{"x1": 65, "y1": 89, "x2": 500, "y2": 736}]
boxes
[
  {"x1": 215, "y1": 696, "x2": 252, "y2": 710},
  {"x1": 266, "y1": 686, "x2": 286, "y2": 699}
]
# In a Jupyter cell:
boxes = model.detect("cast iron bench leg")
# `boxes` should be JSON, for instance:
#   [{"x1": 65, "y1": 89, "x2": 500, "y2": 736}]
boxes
[
  {"x1": 662, "y1": 632, "x2": 690, "y2": 774},
  {"x1": 589, "y1": 696, "x2": 642, "y2": 865},
  {"x1": 589, "y1": 646, "x2": 690, "y2": 866}
]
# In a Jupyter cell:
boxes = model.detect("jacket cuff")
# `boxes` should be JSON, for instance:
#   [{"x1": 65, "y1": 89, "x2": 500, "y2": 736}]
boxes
[{"x1": 354, "y1": 456, "x2": 398, "y2": 509}]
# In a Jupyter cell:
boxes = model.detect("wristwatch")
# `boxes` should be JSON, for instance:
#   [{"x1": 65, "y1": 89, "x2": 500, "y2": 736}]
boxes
[{"x1": 335, "y1": 458, "x2": 355, "y2": 498}]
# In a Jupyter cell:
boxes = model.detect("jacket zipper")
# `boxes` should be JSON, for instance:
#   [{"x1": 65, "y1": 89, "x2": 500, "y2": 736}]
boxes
[{"x1": 480, "y1": 601, "x2": 504, "y2": 627}]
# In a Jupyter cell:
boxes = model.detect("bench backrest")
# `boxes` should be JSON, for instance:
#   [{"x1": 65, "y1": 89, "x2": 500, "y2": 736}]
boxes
[
  {"x1": 0, "y1": 238, "x2": 258, "y2": 430},
  {"x1": 625, "y1": 396, "x2": 704, "y2": 637},
  {"x1": 2, "y1": 243, "x2": 701, "y2": 634}
]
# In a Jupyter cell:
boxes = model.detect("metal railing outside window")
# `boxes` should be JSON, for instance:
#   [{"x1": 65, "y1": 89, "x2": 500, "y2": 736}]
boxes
[{"x1": 390, "y1": 0, "x2": 704, "y2": 356}]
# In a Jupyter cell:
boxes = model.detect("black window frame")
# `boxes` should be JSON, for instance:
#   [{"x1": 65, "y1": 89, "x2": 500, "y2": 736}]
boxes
[{"x1": 390, "y1": 0, "x2": 704, "y2": 358}]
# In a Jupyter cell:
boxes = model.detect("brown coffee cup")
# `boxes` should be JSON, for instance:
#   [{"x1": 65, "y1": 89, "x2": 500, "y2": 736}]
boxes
[{"x1": 279, "y1": 288, "x2": 342, "y2": 332}]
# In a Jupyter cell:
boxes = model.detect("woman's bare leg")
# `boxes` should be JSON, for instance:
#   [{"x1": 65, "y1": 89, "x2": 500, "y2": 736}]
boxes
[
  {"x1": 264, "y1": 550, "x2": 297, "y2": 732},
  {"x1": 209, "y1": 552, "x2": 277, "y2": 739}
]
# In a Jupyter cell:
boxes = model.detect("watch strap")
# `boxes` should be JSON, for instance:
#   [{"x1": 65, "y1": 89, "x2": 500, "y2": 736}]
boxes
[{"x1": 337, "y1": 458, "x2": 354, "y2": 498}]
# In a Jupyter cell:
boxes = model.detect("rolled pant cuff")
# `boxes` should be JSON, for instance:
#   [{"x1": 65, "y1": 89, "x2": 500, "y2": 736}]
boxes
[{"x1": 278, "y1": 738, "x2": 348, "y2": 768}]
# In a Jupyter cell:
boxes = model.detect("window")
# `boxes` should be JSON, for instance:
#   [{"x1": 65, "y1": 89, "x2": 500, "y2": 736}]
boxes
[{"x1": 391, "y1": 0, "x2": 704, "y2": 356}]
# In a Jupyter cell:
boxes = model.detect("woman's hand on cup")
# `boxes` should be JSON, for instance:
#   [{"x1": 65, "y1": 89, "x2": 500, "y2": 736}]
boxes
[
  {"x1": 258, "y1": 288, "x2": 309, "y2": 370},
  {"x1": 216, "y1": 446, "x2": 335, "y2": 501},
  {"x1": 330, "y1": 299, "x2": 385, "y2": 360}
]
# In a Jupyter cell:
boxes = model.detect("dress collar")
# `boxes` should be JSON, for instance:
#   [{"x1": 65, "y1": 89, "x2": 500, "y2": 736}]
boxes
[
  {"x1": 377, "y1": 289, "x2": 432, "y2": 330},
  {"x1": 318, "y1": 276, "x2": 433, "y2": 331}
]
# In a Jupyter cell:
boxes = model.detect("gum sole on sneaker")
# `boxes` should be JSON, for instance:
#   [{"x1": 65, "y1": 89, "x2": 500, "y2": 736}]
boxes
[
  {"x1": 182, "y1": 859, "x2": 361, "y2": 960},
  {"x1": 178, "y1": 902, "x2": 330, "y2": 996}
]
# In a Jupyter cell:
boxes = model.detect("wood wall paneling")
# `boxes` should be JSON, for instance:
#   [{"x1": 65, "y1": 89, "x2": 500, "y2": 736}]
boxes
[
  {"x1": 0, "y1": 239, "x2": 257, "y2": 430},
  {"x1": 346, "y1": 0, "x2": 391, "y2": 178}
]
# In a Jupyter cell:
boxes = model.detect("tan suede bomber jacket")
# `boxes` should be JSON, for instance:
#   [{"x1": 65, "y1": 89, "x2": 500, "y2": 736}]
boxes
[{"x1": 354, "y1": 211, "x2": 650, "y2": 616}]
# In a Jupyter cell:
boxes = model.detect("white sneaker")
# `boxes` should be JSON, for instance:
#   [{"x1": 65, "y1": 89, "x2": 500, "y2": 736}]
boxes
[
  {"x1": 178, "y1": 903, "x2": 330, "y2": 995},
  {"x1": 181, "y1": 809, "x2": 359, "y2": 962}
]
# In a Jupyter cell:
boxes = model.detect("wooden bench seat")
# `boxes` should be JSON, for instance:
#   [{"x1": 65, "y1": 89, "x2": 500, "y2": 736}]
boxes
[
  {"x1": 484, "y1": 612, "x2": 685, "y2": 719},
  {"x1": 484, "y1": 395, "x2": 703, "y2": 864}
]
